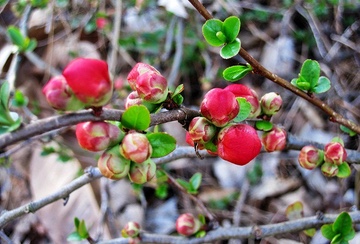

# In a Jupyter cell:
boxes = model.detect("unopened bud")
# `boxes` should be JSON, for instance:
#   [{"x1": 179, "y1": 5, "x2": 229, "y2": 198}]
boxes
[
  {"x1": 261, "y1": 126, "x2": 287, "y2": 152},
  {"x1": 121, "y1": 221, "x2": 141, "y2": 238},
  {"x1": 128, "y1": 159, "x2": 156, "y2": 184},
  {"x1": 175, "y1": 213, "x2": 202, "y2": 236},
  {"x1": 321, "y1": 162, "x2": 338, "y2": 177},
  {"x1": 135, "y1": 72, "x2": 169, "y2": 104},
  {"x1": 127, "y1": 63, "x2": 160, "y2": 91},
  {"x1": 324, "y1": 142, "x2": 347, "y2": 165},
  {"x1": 188, "y1": 117, "x2": 217, "y2": 144},
  {"x1": 298, "y1": 145, "x2": 324, "y2": 170},
  {"x1": 98, "y1": 146, "x2": 131, "y2": 180},
  {"x1": 120, "y1": 132, "x2": 152, "y2": 164},
  {"x1": 260, "y1": 92, "x2": 282, "y2": 116}
]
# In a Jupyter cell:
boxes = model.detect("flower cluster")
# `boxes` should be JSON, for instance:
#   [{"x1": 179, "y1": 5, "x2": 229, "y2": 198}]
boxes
[
  {"x1": 43, "y1": 58, "x2": 113, "y2": 110},
  {"x1": 125, "y1": 63, "x2": 169, "y2": 111},
  {"x1": 298, "y1": 137, "x2": 348, "y2": 177},
  {"x1": 186, "y1": 84, "x2": 285, "y2": 166}
]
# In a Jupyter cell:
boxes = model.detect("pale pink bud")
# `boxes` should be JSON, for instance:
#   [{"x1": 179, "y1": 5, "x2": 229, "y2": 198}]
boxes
[
  {"x1": 120, "y1": 132, "x2": 152, "y2": 164},
  {"x1": 321, "y1": 162, "x2": 338, "y2": 177},
  {"x1": 128, "y1": 159, "x2": 156, "y2": 184},
  {"x1": 135, "y1": 72, "x2": 169, "y2": 104},
  {"x1": 175, "y1": 213, "x2": 202, "y2": 236},
  {"x1": 324, "y1": 142, "x2": 347, "y2": 165},
  {"x1": 185, "y1": 132, "x2": 205, "y2": 150},
  {"x1": 224, "y1": 84, "x2": 261, "y2": 118},
  {"x1": 76, "y1": 121, "x2": 124, "y2": 152},
  {"x1": 98, "y1": 146, "x2": 131, "y2": 180},
  {"x1": 260, "y1": 92, "x2": 283, "y2": 116},
  {"x1": 200, "y1": 88, "x2": 239, "y2": 127},
  {"x1": 261, "y1": 126, "x2": 287, "y2": 152},
  {"x1": 188, "y1": 117, "x2": 217, "y2": 144},
  {"x1": 42, "y1": 76, "x2": 85, "y2": 111},
  {"x1": 63, "y1": 58, "x2": 113, "y2": 107},
  {"x1": 298, "y1": 145, "x2": 324, "y2": 170},
  {"x1": 121, "y1": 221, "x2": 141, "y2": 238},
  {"x1": 217, "y1": 124, "x2": 261, "y2": 165},
  {"x1": 127, "y1": 63, "x2": 160, "y2": 91},
  {"x1": 125, "y1": 91, "x2": 143, "y2": 109}
]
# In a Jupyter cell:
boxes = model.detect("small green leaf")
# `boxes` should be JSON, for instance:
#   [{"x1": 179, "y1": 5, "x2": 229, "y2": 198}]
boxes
[
  {"x1": 67, "y1": 232, "x2": 83, "y2": 241},
  {"x1": 74, "y1": 217, "x2": 80, "y2": 228},
  {"x1": 176, "y1": 179, "x2": 191, "y2": 191},
  {"x1": 12, "y1": 90, "x2": 28, "y2": 107},
  {"x1": 340, "y1": 125, "x2": 356, "y2": 137},
  {"x1": 25, "y1": 38, "x2": 37, "y2": 52},
  {"x1": 291, "y1": 78, "x2": 311, "y2": 91},
  {"x1": 172, "y1": 84, "x2": 184, "y2": 98},
  {"x1": 331, "y1": 137, "x2": 344, "y2": 145},
  {"x1": 255, "y1": 120, "x2": 273, "y2": 131},
  {"x1": 121, "y1": 105, "x2": 150, "y2": 131},
  {"x1": 172, "y1": 93, "x2": 184, "y2": 105},
  {"x1": 220, "y1": 38, "x2": 241, "y2": 59},
  {"x1": 233, "y1": 98, "x2": 251, "y2": 122},
  {"x1": 222, "y1": 64, "x2": 252, "y2": 82},
  {"x1": 222, "y1": 16, "x2": 241, "y2": 43},
  {"x1": 7, "y1": 26, "x2": 26, "y2": 50},
  {"x1": 313, "y1": 76, "x2": 331, "y2": 94},
  {"x1": 331, "y1": 233, "x2": 343, "y2": 244},
  {"x1": 303, "y1": 228, "x2": 316, "y2": 237},
  {"x1": 0, "y1": 81, "x2": 10, "y2": 111},
  {"x1": 333, "y1": 212, "x2": 353, "y2": 236},
  {"x1": 285, "y1": 201, "x2": 304, "y2": 220},
  {"x1": 202, "y1": 19, "x2": 224, "y2": 46},
  {"x1": 78, "y1": 220, "x2": 89, "y2": 238},
  {"x1": 155, "y1": 183, "x2": 168, "y2": 199},
  {"x1": 189, "y1": 173, "x2": 202, "y2": 191},
  {"x1": 343, "y1": 229, "x2": 355, "y2": 241},
  {"x1": 321, "y1": 224, "x2": 336, "y2": 240},
  {"x1": 146, "y1": 132, "x2": 176, "y2": 157},
  {"x1": 337, "y1": 162, "x2": 351, "y2": 178},
  {"x1": 215, "y1": 31, "x2": 227, "y2": 43},
  {"x1": 195, "y1": 230, "x2": 206, "y2": 238},
  {"x1": 299, "y1": 59, "x2": 320, "y2": 90}
]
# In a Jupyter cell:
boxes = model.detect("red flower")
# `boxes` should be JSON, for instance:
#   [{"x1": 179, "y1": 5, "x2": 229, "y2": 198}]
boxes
[
  {"x1": 217, "y1": 124, "x2": 261, "y2": 165},
  {"x1": 200, "y1": 88, "x2": 239, "y2": 127},
  {"x1": 63, "y1": 58, "x2": 112, "y2": 107}
]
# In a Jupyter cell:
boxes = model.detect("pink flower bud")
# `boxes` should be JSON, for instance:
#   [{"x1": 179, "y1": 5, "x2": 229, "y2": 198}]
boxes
[
  {"x1": 125, "y1": 91, "x2": 143, "y2": 109},
  {"x1": 175, "y1": 213, "x2": 202, "y2": 236},
  {"x1": 127, "y1": 63, "x2": 160, "y2": 91},
  {"x1": 63, "y1": 58, "x2": 113, "y2": 107},
  {"x1": 185, "y1": 132, "x2": 205, "y2": 150},
  {"x1": 321, "y1": 162, "x2": 338, "y2": 177},
  {"x1": 224, "y1": 84, "x2": 261, "y2": 118},
  {"x1": 96, "y1": 17, "x2": 108, "y2": 30},
  {"x1": 200, "y1": 88, "x2": 239, "y2": 127},
  {"x1": 188, "y1": 117, "x2": 217, "y2": 144},
  {"x1": 121, "y1": 221, "x2": 141, "y2": 238},
  {"x1": 42, "y1": 76, "x2": 85, "y2": 111},
  {"x1": 261, "y1": 126, "x2": 287, "y2": 152},
  {"x1": 260, "y1": 92, "x2": 283, "y2": 116},
  {"x1": 324, "y1": 142, "x2": 347, "y2": 165},
  {"x1": 135, "y1": 72, "x2": 169, "y2": 104},
  {"x1": 298, "y1": 145, "x2": 324, "y2": 170},
  {"x1": 120, "y1": 132, "x2": 152, "y2": 164},
  {"x1": 98, "y1": 146, "x2": 131, "y2": 180},
  {"x1": 76, "y1": 121, "x2": 124, "y2": 151},
  {"x1": 128, "y1": 159, "x2": 156, "y2": 184},
  {"x1": 217, "y1": 124, "x2": 261, "y2": 165}
]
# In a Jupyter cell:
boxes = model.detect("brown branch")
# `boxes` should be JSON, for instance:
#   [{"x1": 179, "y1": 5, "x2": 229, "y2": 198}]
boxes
[{"x1": 187, "y1": 0, "x2": 360, "y2": 135}]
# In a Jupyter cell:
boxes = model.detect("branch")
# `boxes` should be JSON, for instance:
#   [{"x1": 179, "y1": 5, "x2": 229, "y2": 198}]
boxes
[
  {"x1": 97, "y1": 211, "x2": 360, "y2": 243},
  {"x1": 187, "y1": 0, "x2": 360, "y2": 134}
]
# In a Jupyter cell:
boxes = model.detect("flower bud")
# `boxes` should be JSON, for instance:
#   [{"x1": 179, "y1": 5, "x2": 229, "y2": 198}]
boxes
[
  {"x1": 185, "y1": 132, "x2": 205, "y2": 150},
  {"x1": 261, "y1": 126, "x2": 287, "y2": 152},
  {"x1": 121, "y1": 221, "x2": 141, "y2": 238},
  {"x1": 76, "y1": 121, "x2": 124, "y2": 152},
  {"x1": 224, "y1": 84, "x2": 261, "y2": 118},
  {"x1": 125, "y1": 91, "x2": 158, "y2": 112},
  {"x1": 188, "y1": 117, "x2": 217, "y2": 144},
  {"x1": 63, "y1": 58, "x2": 113, "y2": 107},
  {"x1": 98, "y1": 146, "x2": 131, "y2": 180},
  {"x1": 298, "y1": 145, "x2": 324, "y2": 170},
  {"x1": 324, "y1": 142, "x2": 347, "y2": 165},
  {"x1": 135, "y1": 72, "x2": 169, "y2": 104},
  {"x1": 321, "y1": 162, "x2": 338, "y2": 177},
  {"x1": 127, "y1": 63, "x2": 160, "y2": 91},
  {"x1": 42, "y1": 76, "x2": 85, "y2": 111},
  {"x1": 120, "y1": 132, "x2": 152, "y2": 164},
  {"x1": 175, "y1": 213, "x2": 202, "y2": 236},
  {"x1": 96, "y1": 17, "x2": 108, "y2": 30},
  {"x1": 217, "y1": 124, "x2": 261, "y2": 165},
  {"x1": 200, "y1": 88, "x2": 239, "y2": 127},
  {"x1": 128, "y1": 159, "x2": 156, "y2": 184},
  {"x1": 260, "y1": 92, "x2": 282, "y2": 116}
]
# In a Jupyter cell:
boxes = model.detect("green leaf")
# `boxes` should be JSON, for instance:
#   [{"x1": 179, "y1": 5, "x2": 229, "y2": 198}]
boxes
[
  {"x1": 172, "y1": 84, "x2": 184, "y2": 98},
  {"x1": 146, "y1": 132, "x2": 176, "y2": 158},
  {"x1": 299, "y1": 59, "x2": 320, "y2": 90},
  {"x1": 195, "y1": 230, "x2": 206, "y2": 238},
  {"x1": 333, "y1": 212, "x2": 353, "y2": 236},
  {"x1": 313, "y1": 76, "x2": 331, "y2": 94},
  {"x1": 220, "y1": 38, "x2": 241, "y2": 59},
  {"x1": 255, "y1": 120, "x2": 273, "y2": 131},
  {"x1": 331, "y1": 233, "x2": 343, "y2": 244},
  {"x1": 25, "y1": 38, "x2": 37, "y2": 52},
  {"x1": 321, "y1": 224, "x2": 336, "y2": 240},
  {"x1": 155, "y1": 183, "x2": 168, "y2": 199},
  {"x1": 343, "y1": 229, "x2": 355, "y2": 241},
  {"x1": 176, "y1": 179, "x2": 191, "y2": 191},
  {"x1": 7, "y1": 26, "x2": 26, "y2": 50},
  {"x1": 291, "y1": 78, "x2": 311, "y2": 91},
  {"x1": 67, "y1": 232, "x2": 84, "y2": 241},
  {"x1": 233, "y1": 98, "x2": 251, "y2": 122},
  {"x1": 303, "y1": 228, "x2": 316, "y2": 237},
  {"x1": 189, "y1": 173, "x2": 202, "y2": 191},
  {"x1": 0, "y1": 81, "x2": 10, "y2": 111},
  {"x1": 222, "y1": 64, "x2": 252, "y2": 82},
  {"x1": 285, "y1": 201, "x2": 304, "y2": 220},
  {"x1": 12, "y1": 90, "x2": 28, "y2": 107},
  {"x1": 121, "y1": 105, "x2": 150, "y2": 131},
  {"x1": 222, "y1": 16, "x2": 241, "y2": 43},
  {"x1": 340, "y1": 125, "x2": 356, "y2": 137},
  {"x1": 337, "y1": 162, "x2": 351, "y2": 178},
  {"x1": 202, "y1": 19, "x2": 224, "y2": 46},
  {"x1": 78, "y1": 220, "x2": 89, "y2": 238},
  {"x1": 172, "y1": 94, "x2": 184, "y2": 105}
]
